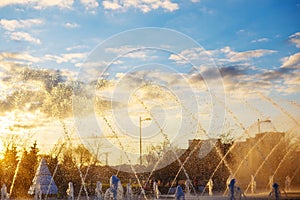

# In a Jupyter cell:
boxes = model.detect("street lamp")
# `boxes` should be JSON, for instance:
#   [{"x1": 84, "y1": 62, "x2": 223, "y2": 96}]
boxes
[
  {"x1": 257, "y1": 119, "x2": 271, "y2": 134},
  {"x1": 139, "y1": 116, "x2": 151, "y2": 165}
]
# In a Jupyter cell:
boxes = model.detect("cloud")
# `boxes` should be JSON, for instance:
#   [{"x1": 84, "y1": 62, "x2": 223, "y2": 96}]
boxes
[
  {"x1": 191, "y1": 0, "x2": 200, "y2": 2},
  {"x1": 0, "y1": 0, "x2": 74, "y2": 9},
  {"x1": 220, "y1": 46, "x2": 276, "y2": 62},
  {"x1": 289, "y1": 32, "x2": 300, "y2": 48},
  {"x1": 280, "y1": 52, "x2": 300, "y2": 69},
  {"x1": 44, "y1": 52, "x2": 87, "y2": 64},
  {"x1": 102, "y1": 0, "x2": 179, "y2": 13},
  {"x1": 105, "y1": 46, "x2": 152, "y2": 59},
  {"x1": 169, "y1": 46, "x2": 275, "y2": 65},
  {"x1": 0, "y1": 52, "x2": 41, "y2": 64},
  {"x1": 102, "y1": 1, "x2": 122, "y2": 10},
  {"x1": 66, "y1": 45, "x2": 89, "y2": 51},
  {"x1": 168, "y1": 47, "x2": 215, "y2": 64},
  {"x1": 0, "y1": 18, "x2": 43, "y2": 31},
  {"x1": 64, "y1": 22, "x2": 80, "y2": 28},
  {"x1": 251, "y1": 38, "x2": 269, "y2": 43},
  {"x1": 9, "y1": 31, "x2": 41, "y2": 44},
  {"x1": 80, "y1": 0, "x2": 99, "y2": 10}
]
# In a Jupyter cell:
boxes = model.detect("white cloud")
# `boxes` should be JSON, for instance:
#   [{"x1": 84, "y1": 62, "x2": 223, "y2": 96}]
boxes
[
  {"x1": 0, "y1": 18, "x2": 43, "y2": 31},
  {"x1": 66, "y1": 45, "x2": 89, "y2": 51},
  {"x1": 168, "y1": 47, "x2": 214, "y2": 64},
  {"x1": 289, "y1": 32, "x2": 300, "y2": 48},
  {"x1": 9, "y1": 31, "x2": 41, "y2": 44},
  {"x1": 105, "y1": 46, "x2": 150, "y2": 59},
  {"x1": 102, "y1": 1, "x2": 122, "y2": 10},
  {"x1": 191, "y1": 0, "x2": 200, "y2": 3},
  {"x1": 251, "y1": 38, "x2": 269, "y2": 43},
  {"x1": 0, "y1": 52, "x2": 41, "y2": 63},
  {"x1": 80, "y1": 0, "x2": 99, "y2": 10},
  {"x1": 220, "y1": 46, "x2": 276, "y2": 62},
  {"x1": 64, "y1": 22, "x2": 80, "y2": 28},
  {"x1": 169, "y1": 46, "x2": 275, "y2": 64},
  {"x1": 280, "y1": 52, "x2": 300, "y2": 69},
  {"x1": 44, "y1": 53, "x2": 87, "y2": 64},
  {"x1": 102, "y1": 0, "x2": 179, "y2": 13},
  {"x1": 0, "y1": 52, "x2": 41, "y2": 72},
  {"x1": 0, "y1": 0, "x2": 74, "y2": 9}
]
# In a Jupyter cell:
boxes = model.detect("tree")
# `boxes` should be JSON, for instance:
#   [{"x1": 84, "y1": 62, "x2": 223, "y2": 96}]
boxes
[
  {"x1": 13, "y1": 141, "x2": 39, "y2": 197},
  {"x1": 1, "y1": 143, "x2": 18, "y2": 193}
]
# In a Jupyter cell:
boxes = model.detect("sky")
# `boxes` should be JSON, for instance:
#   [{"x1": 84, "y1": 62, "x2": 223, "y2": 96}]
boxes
[{"x1": 0, "y1": 0, "x2": 300, "y2": 166}]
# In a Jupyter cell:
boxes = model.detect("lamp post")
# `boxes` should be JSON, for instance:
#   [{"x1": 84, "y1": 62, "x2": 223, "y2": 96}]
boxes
[
  {"x1": 139, "y1": 116, "x2": 151, "y2": 165},
  {"x1": 257, "y1": 119, "x2": 271, "y2": 134}
]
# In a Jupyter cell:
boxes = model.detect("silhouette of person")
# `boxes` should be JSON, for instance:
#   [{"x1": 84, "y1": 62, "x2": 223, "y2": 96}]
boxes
[
  {"x1": 175, "y1": 185, "x2": 185, "y2": 200},
  {"x1": 229, "y1": 179, "x2": 236, "y2": 200},
  {"x1": 269, "y1": 183, "x2": 281, "y2": 200}
]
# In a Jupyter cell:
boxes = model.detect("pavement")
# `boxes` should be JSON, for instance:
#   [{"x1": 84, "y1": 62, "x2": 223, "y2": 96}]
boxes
[{"x1": 7, "y1": 192, "x2": 300, "y2": 200}]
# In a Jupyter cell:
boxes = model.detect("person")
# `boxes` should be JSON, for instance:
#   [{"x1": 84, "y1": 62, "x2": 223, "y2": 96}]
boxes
[
  {"x1": 207, "y1": 178, "x2": 213, "y2": 196},
  {"x1": 250, "y1": 175, "x2": 256, "y2": 194},
  {"x1": 175, "y1": 185, "x2": 185, "y2": 200},
  {"x1": 228, "y1": 179, "x2": 245, "y2": 200},
  {"x1": 66, "y1": 182, "x2": 74, "y2": 200},
  {"x1": 285, "y1": 176, "x2": 291, "y2": 192},
  {"x1": 193, "y1": 177, "x2": 198, "y2": 192},
  {"x1": 228, "y1": 179, "x2": 236, "y2": 200},
  {"x1": 1, "y1": 184, "x2": 9, "y2": 200},
  {"x1": 268, "y1": 183, "x2": 281, "y2": 200},
  {"x1": 95, "y1": 181, "x2": 103, "y2": 200},
  {"x1": 105, "y1": 175, "x2": 123, "y2": 200}
]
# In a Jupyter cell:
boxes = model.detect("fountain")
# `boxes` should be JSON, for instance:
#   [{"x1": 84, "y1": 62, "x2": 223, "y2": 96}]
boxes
[
  {"x1": 66, "y1": 182, "x2": 74, "y2": 200},
  {"x1": 250, "y1": 175, "x2": 256, "y2": 194},
  {"x1": 184, "y1": 179, "x2": 191, "y2": 195},
  {"x1": 34, "y1": 184, "x2": 42, "y2": 200},
  {"x1": 1, "y1": 184, "x2": 9, "y2": 200},
  {"x1": 269, "y1": 175, "x2": 274, "y2": 191},
  {"x1": 125, "y1": 179, "x2": 133, "y2": 200},
  {"x1": 285, "y1": 176, "x2": 291, "y2": 192},
  {"x1": 29, "y1": 157, "x2": 58, "y2": 198},
  {"x1": 95, "y1": 181, "x2": 103, "y2": 200},
  {"x1": 226, "y1": 175, "x2": 233, "y2": 189},
  {"x1": 153, "y1": 179, "x2": 160, "y2": 199},
  {"x1": 207, "y1": 178, "x2": 213, "y2": 196}
]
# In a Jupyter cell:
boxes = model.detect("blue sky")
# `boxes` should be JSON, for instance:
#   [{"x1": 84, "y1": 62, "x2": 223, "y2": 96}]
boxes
[
  {"x1": 1, "y1": 0, "x2": 299, "y2": 71},
  {"x1": 0, "y1": 0, "x2": 300, "y2": 164}
]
